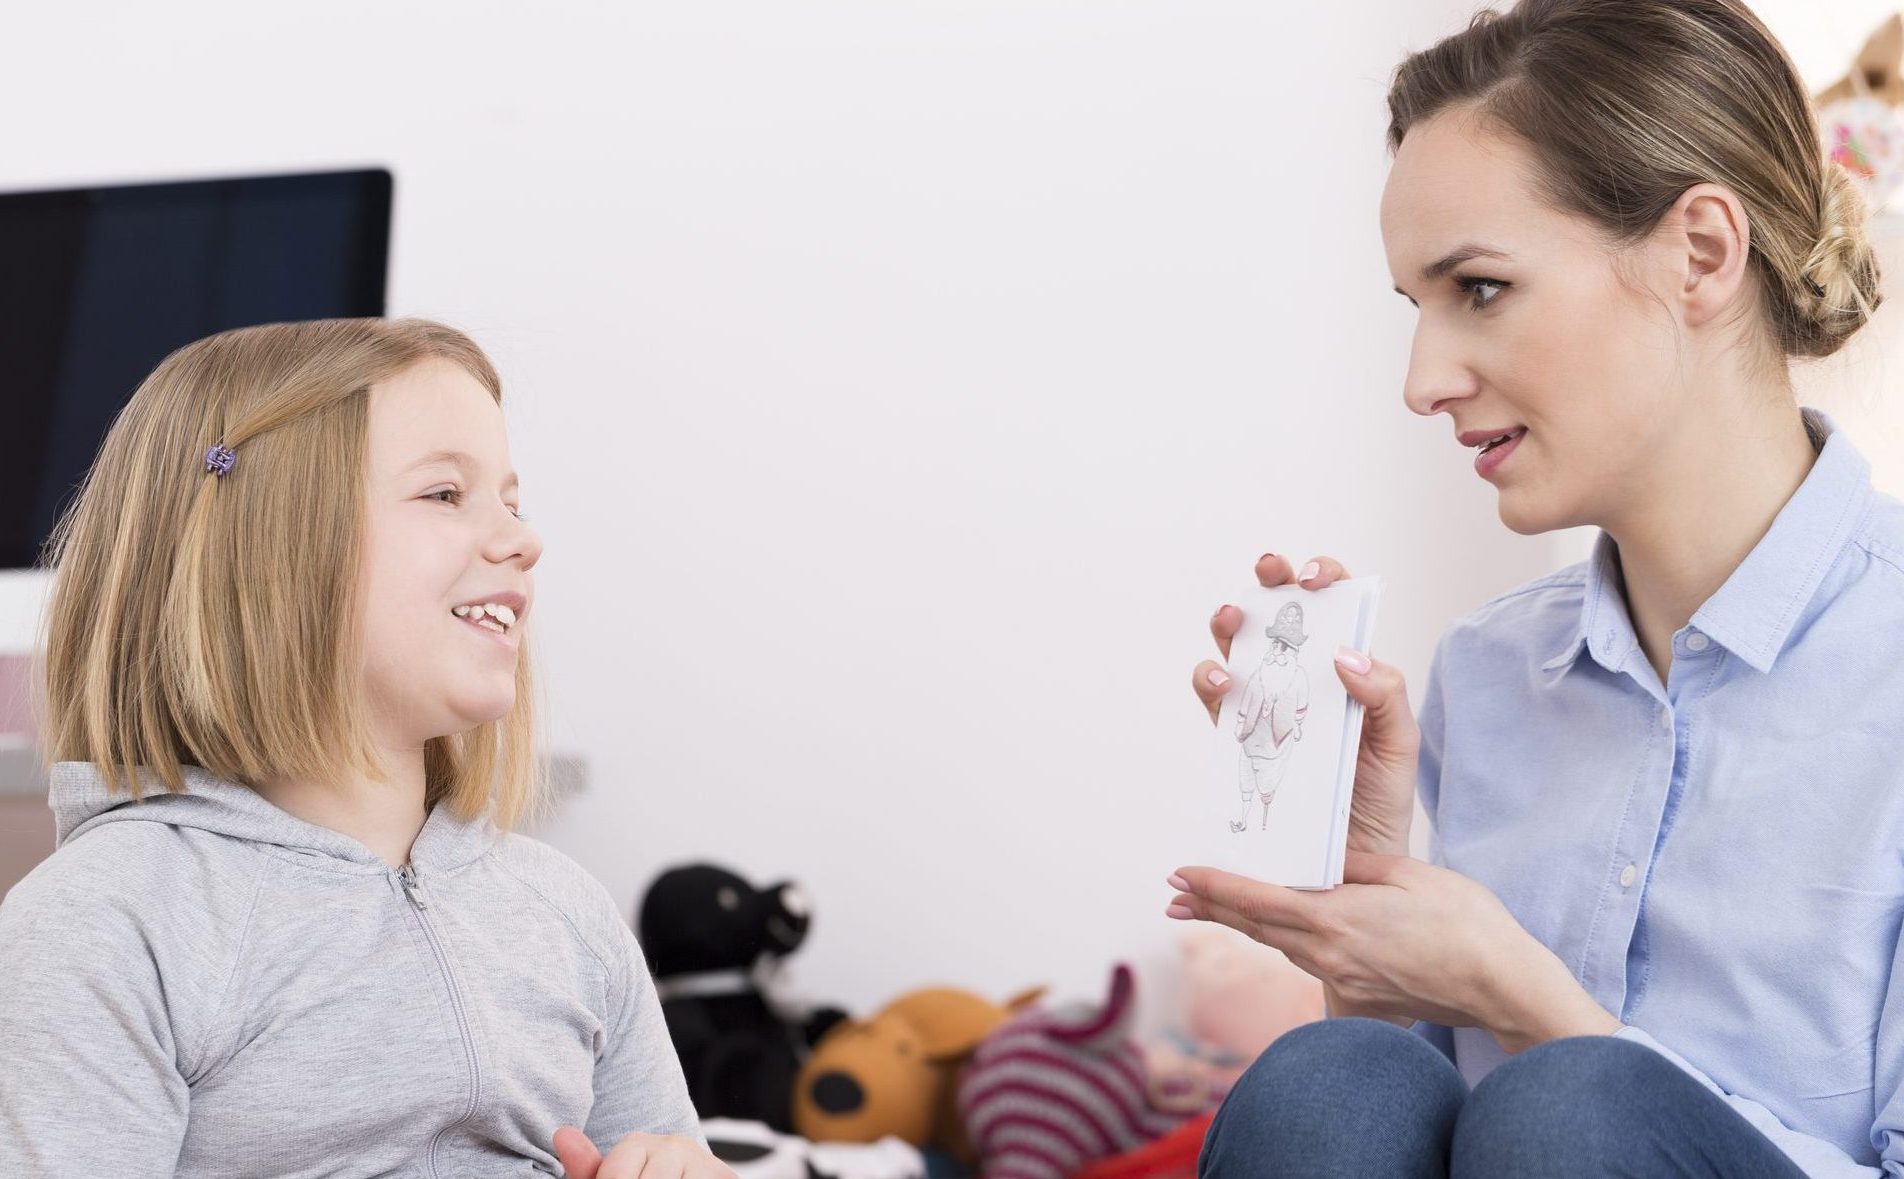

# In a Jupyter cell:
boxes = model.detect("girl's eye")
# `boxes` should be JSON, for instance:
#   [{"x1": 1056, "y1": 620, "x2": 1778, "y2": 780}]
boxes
[
  {"x1": 427, "y1": 488, "x2": 528, "y2": 520},
  {"x1": 1455, "y1": 275, "x2": 1508, "y2": 311}
]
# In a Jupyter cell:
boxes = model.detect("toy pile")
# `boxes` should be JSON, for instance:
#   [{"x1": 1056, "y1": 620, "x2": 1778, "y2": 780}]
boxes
[{"x1": 635, "y1": 863, "x2": 1325, "y2": 1179}]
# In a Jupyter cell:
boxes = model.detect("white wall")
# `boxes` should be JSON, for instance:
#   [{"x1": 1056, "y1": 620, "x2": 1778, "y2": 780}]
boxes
[
  {"x1": 489, "y1": 1, "x2": 1561, "y2": 1010},
  {"x1": 10, "y1": 1, "x2": 1889, "y2": 1017}
]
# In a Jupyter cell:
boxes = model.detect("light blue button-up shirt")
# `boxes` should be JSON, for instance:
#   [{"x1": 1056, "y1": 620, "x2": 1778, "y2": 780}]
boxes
[{"x1": 1412, "y1": 409, "x2": 1904, "y2": 1176}]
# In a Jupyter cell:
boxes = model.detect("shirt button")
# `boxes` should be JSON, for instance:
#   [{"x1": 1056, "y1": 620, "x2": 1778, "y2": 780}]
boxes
[
  {"x1": 1659, "y1": 706, "x2": 1673, "y2": 732},
  {"x1": 1685, "y1": 633, "x2": 1711, "y2": 653},
  {"x1": 1620, "y1": 863, "x2": 1638, "y2": 888}
]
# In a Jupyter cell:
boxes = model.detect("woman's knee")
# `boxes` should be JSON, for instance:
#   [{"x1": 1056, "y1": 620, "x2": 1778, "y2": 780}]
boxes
[
  {"x1": 1218, "y1": 1017, "x2": 1464, "y2": 1128},
  {"x1": 1452, "y1": 1035, "x2": 1685, "y2": 1170},
  {"x1": 1202, "y1": 1019, "x2": 1467, "y2": 1179}
]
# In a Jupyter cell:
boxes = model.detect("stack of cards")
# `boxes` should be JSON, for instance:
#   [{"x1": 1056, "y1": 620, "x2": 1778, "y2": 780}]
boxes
[{"x1": 1202, "y1": 577, "x2": 1383, "y2": 889}]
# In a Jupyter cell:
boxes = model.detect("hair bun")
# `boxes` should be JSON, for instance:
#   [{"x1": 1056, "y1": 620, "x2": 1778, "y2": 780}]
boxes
[{"x1": 1792, "y1": 164, "x2": 1883, "y2": 357}]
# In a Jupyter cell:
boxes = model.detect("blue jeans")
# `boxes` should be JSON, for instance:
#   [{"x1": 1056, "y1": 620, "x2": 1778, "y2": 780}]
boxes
[{"x1": 1198, "y1": 1018, "x2": 1809, "y2": 1178}]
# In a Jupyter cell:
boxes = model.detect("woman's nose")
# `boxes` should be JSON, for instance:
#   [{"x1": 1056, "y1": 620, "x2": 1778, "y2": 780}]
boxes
[{"x1": 1401, "y1": 323, "x2": 1479, "y2": 418}]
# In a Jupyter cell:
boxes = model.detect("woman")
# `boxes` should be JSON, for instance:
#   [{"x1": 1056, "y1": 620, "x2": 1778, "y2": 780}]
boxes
[{"x1": 1168, "y1": 1, "x2": 1902, "y2": 1175}]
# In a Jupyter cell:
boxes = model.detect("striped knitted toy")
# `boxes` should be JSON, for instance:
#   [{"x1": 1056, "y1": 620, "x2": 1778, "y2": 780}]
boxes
[{"x1": 956, "y1": 964, "x2": 1187, "y2": 1179}]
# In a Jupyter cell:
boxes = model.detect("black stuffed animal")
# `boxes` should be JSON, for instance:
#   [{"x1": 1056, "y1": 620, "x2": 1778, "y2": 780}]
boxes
[{"x1": 638, "y1": 863, "x2": 847, "y2": 1131}]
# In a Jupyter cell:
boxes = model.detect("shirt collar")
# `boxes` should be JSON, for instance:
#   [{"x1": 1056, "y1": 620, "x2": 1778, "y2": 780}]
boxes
[
  {"x1": 1544, "y1": 407, "x2": 1871, "y2": 677},
  {"x1": 1542, "y1": 531, "x2": 1635, "y2": 675}
]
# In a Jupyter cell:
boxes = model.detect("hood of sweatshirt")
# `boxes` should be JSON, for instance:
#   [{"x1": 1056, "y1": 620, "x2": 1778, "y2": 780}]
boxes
[
  {"x1": 6, "y1": 760, "x2": 700, "y2": 1176},
  {"x1": 49, "y1": 760, "x2": 498, "y2": 874}
]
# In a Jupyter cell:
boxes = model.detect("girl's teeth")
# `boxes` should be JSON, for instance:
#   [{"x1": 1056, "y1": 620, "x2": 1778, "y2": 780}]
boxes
[{"x1": 452, "y1": 602, "x2": 516, "y2": 632}]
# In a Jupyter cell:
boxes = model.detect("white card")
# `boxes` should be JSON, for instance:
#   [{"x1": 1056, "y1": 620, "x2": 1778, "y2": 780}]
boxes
[{"x1": 1201, "y1": 577, "x2": 1382, "y2": 890}]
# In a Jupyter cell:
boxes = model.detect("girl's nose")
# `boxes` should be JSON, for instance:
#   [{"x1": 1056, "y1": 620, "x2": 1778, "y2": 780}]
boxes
[{"x1": 487, "y1": 507, "x2": 543, "y2": 570}]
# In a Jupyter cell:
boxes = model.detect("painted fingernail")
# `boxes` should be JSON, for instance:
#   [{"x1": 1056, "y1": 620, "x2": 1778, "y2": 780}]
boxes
[
  {"x1": 1298, "y1": 561, "x2": 1320, "y2": 582},
  {"x1": 1165, "y1": 904, "x2": 1195, "y2": 920},
  {"x1": 1167, "y1": 873, "x2": 1190, "y2": 891},
  {"x1": 1335, "y1": 645, "x2": 1372, "y2": 674},
  {"x1": 1206, "y1": 668, "x2": 1230, "y2": 689},
  {"x1": 1259, "y1": 552, "x2": 1279, "y2": 564}
]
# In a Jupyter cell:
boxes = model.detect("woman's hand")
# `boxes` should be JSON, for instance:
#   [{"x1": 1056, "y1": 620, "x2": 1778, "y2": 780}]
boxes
[
  {"x1": 1191, "y1": 553, "x2": 1419, "y2": 856},
  {"x1": 553, "y1": 1127, "x2": 738, "y2": 1179},
  {"x1": 1166, "y1": 852, "x2": 1620, "y2": 1053}
]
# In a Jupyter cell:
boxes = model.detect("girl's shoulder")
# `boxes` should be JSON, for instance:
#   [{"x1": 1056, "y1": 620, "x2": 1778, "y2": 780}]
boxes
[
  {"x1": 482, "y1": 832, "x2": 640, "y2": 966},
  {"x1": 3, "y1": 817, "x2": 261, "y2": 933},
  {"x1": 0, "y1": 821, "x2": 260, "y2": 1056},
  {"x1": 487, "y1": 831, "x2": 617, "y2": 902}
]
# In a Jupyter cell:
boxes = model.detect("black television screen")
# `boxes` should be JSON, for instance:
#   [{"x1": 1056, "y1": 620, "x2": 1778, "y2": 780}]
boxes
[{"x1": 0, "y1": 167, "x2": 392, "y2": 569}]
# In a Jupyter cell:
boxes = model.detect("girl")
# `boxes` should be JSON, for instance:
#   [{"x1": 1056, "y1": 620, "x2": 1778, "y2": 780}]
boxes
[
  {"x1": 1171, "y1": 1, "x2": 1903, "y2": 1176},
  {"x1": 0, "y1": 319, "x2": 732, "y2": 1179}
]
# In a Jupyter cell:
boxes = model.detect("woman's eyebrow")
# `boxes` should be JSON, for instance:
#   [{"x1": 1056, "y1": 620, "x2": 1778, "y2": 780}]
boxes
[{"x1": 1393, "y1": 243, "x2": 1515, "y2": 297}]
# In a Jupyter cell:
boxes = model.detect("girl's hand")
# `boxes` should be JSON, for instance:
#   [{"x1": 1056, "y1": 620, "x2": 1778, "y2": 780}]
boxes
[
  {"x1": 1166, "y1": 852, "x2": 1620, "y2": 1052},
  {"x1": 1192, "y1": 553, "x2": 1419, "y2": 856},
  {"x1": 554, "y1": 1127, "x2": 738, "y2": 1179}
]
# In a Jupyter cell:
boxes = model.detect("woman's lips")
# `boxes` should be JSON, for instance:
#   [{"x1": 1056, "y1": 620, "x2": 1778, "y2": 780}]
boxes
[{"x1": 1475, "y1": 428, "x2": 1525, "y2": 479}]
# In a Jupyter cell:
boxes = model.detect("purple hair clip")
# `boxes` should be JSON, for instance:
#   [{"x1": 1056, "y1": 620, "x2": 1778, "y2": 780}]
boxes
[{"x1": 204, "y1": 444, "x2": 237, "y2": 478}]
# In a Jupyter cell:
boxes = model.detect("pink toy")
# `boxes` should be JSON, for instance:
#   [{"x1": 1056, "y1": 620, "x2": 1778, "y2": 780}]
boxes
[{"x1": 1147, "y1": 926, "x2": 1326, "y2": 1106}]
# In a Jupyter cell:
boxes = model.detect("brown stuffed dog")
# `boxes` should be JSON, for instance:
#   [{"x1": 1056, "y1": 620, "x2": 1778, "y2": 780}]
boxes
[{"x1": 793, "y1": 985, "x2": 1043, "y2": 1161}]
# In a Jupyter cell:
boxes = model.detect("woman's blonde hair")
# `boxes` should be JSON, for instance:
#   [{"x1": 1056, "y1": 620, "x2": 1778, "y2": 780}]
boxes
[
  {"x1": 38, "y1": 318, "x2": 543, "y2": 830},
  {"x1": 1387, "y1": 0, "x2": 1882, "y2": 360}
]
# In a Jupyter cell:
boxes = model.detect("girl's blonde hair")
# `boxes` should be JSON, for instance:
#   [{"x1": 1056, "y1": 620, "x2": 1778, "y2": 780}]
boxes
[
  {"x1": 38, "y1": 318, "x2": 542, "y2": 830},
  {"x1": 1387, "y1": 0, "x2": 1882, "y2": 361}
]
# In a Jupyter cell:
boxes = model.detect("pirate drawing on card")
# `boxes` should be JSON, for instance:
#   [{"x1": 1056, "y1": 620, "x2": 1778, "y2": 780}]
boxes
[{"x1": 1231, "y1": 600, "x2": 1311, "y2": 832}]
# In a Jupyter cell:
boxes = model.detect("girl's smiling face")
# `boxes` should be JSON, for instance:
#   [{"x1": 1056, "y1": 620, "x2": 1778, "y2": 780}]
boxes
[
  {"x1": 1380, "y1": 107, "x2": 1695, "y2": 536},
  {"x1": 358, "y1": 358, "x2": 542, "y2": 749}
]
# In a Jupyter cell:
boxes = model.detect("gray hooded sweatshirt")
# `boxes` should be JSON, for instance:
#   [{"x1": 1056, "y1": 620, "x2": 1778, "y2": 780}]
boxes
[{"x1": 0, "y1": 762, "x2": 698, "y2": 1177}]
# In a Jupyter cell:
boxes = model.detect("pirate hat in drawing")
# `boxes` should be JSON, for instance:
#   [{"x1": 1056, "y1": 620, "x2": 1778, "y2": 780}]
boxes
[{"x1": 1264, "y1": 601, "x2": 1309, "y2": 648}]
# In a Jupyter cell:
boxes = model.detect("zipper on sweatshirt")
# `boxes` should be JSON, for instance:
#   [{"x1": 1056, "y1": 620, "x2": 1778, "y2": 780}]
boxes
[{"x1": 398, "y1": 862, "x2": 483, "y2": 1177}]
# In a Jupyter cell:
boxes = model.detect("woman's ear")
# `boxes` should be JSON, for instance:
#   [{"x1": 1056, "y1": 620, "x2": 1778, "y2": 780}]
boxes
[{"x1": 1669, "y1": 182, "x2": 1754, "y2": 331}]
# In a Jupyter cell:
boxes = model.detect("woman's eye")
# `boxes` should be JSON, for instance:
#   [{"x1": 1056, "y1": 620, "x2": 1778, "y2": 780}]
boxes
[{"x1": 1456, "y1": 276, "x2": 1507, "y2": 311}]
